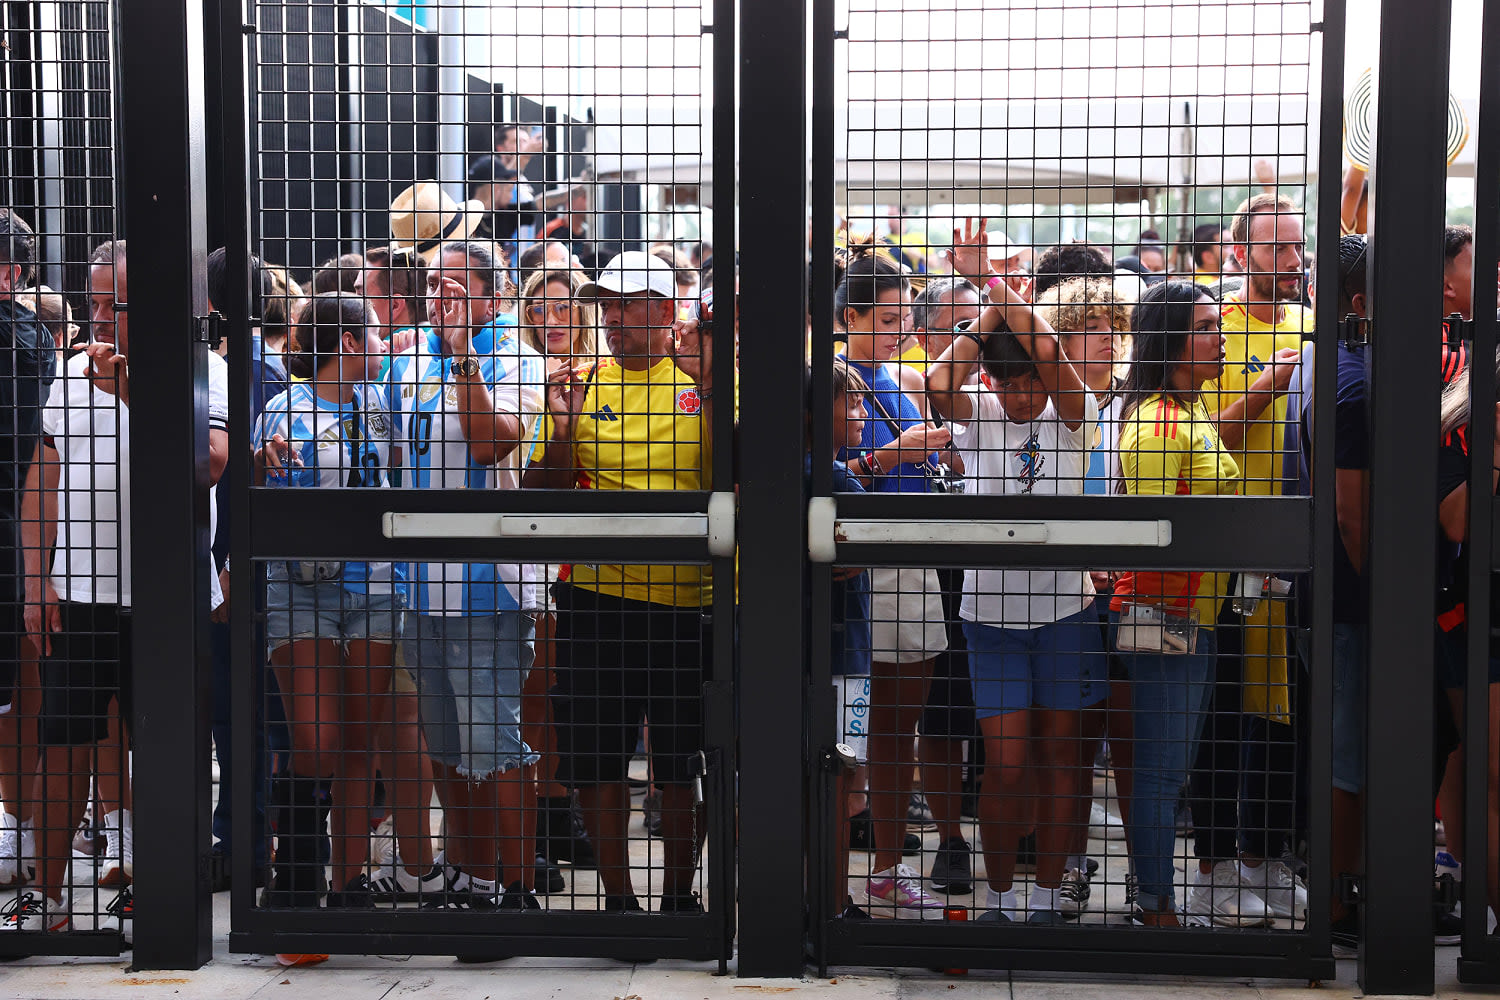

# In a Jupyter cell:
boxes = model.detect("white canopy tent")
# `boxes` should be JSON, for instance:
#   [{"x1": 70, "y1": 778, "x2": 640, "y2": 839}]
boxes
[{"x1": 591, "y1": 95, "x2": 1324, "y2": 210}]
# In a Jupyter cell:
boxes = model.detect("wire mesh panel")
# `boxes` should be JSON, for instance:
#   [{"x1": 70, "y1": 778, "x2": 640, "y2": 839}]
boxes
[
  {"x1": 0, "y1": 0, "x2": 133, "y2": 958},
  {"x1": 807, "y1": 0, "x2": 1337, "y2": 978},
  {"x1": 228, "y1": 0, "x2": 732, "y2": 962}
]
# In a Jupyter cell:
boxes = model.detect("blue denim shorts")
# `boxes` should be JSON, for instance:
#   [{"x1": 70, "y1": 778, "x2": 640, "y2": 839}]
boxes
[
  {"x1": 1330, "y1": 624, "x2": 1367, "y2": 794},
  {"x1": 964, "y1": 605, "x2": 1110, "y2": 719},
  {"x1": 265, "y1": 578, "x2": 404, "y2": 651},
  {"x1": 403, "y1": 611, "x2": 538, "y2": 779}
]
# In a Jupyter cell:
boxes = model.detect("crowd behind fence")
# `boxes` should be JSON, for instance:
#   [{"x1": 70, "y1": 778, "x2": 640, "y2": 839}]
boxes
[{"x1": 0, "y1": 0, "x2": 1493, "y2": 988}]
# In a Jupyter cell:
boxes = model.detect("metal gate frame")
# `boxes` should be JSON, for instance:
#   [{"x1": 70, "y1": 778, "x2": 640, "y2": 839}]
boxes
[
  {"x1": 789, "y1": 0, "x2": 1440, "y2": 989},
  {"x1": 215, "y1": 0, "x2": 738, "y2": 966}
]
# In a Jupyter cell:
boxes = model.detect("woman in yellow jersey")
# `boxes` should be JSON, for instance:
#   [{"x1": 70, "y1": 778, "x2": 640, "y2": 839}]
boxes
[
  {"x1": 1109, "y1": 281, "x2": 1240, "y2": 926},
  {"x1": 515, "y1": 265, "x2": 601, "y2": 869}
]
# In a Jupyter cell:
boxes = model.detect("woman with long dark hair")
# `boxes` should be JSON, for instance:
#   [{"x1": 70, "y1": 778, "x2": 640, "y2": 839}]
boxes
[
  {"x1": 256, "y1": 292, "x2": 404, "y2": 909},
  {"x1": 1110, "y1": 281, "x2": 1240, "y2": 926}
]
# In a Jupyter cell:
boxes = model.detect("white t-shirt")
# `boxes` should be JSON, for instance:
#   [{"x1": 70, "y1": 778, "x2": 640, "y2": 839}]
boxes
[
  {"x1": 43, "y1": 350, "x2": 229, "y2": 609},
  {"x1": 951, "y1": 387, "x2": 1098, "y2": 629}
]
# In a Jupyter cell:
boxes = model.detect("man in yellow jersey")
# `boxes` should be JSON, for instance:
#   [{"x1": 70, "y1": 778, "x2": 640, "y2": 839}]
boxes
[
  {"x1": 1190, "y1": 223, "x2": 1225, "y2": 286},
  {"x1": 524, "y1": 251, "x2": 713, "y2": 914},
  {"x1": 1185, "y1": 193, "x2": 1310, "y2": 927}
]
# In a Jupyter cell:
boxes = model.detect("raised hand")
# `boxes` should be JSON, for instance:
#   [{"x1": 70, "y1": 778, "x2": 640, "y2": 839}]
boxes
[
  {"x1": 944, "y1": 217, "x2": 992, "y2": 283},
  {"x1": 670, "y1": 318, "x2": 713, "y2": 391},
  {"x1": 1270, "y1": 346, "x2": 1303, "y2": 392},
  {"x1": 545, "y1": 365, "x2": 590, "y2": 439}
]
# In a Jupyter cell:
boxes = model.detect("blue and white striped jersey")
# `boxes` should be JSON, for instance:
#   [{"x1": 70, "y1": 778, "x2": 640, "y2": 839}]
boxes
[
  {"x1": 389, "y1": 320, "x2": 545, "y2": 615},
  {"x1": 252, "y1": 381, "x2": 403, "y2": 594}
]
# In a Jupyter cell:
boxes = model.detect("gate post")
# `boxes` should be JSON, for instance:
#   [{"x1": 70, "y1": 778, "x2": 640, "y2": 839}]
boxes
[
  {"x1": 119, "y1": 0, "x2": 214, "y2": 970},
  {"x1": 1363, "y1": 0, "x2": 1453, "y2": 992},
  {"x1": 736, "y1": 0, "x2": 810, "y2": 979}
]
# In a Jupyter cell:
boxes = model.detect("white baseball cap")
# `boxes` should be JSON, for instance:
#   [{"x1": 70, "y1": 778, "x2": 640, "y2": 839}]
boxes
[
  {"x1": 987, "y1": 231, "x2": 1029, "y2": 264},
  {"x1": 576, "y1": 250, "x2": 676, "y2": 300}
]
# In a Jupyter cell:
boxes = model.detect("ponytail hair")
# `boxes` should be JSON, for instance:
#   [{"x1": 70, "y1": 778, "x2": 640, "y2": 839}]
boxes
[
  {"x1": 289, "y1": 292, "x2": 374, "y2": 380},
  {"x1": 832, "y1": 240, "x2": 909, "y2": 330}
]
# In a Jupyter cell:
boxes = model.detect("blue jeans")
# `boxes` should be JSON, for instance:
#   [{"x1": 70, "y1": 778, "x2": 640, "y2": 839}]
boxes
[
  {"x1": 1111, "y1": 613, "x2": 1216, "y2": 913},
  {"x1": 404, "y1": 611, "x2": 538, "y2": 779}
]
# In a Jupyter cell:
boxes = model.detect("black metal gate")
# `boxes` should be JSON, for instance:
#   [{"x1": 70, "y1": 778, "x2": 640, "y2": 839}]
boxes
[{"x1": 218, "y1": 0, "x2": 738, "y2": 964}]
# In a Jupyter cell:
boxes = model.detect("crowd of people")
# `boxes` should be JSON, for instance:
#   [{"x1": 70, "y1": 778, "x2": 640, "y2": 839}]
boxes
[{"x1": 0, "y1": 118, "x2": 1488, "y2": 973}]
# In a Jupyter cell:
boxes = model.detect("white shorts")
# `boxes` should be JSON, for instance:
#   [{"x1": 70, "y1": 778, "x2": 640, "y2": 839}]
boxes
[
  {"x1": 868, "y1": 566, "x2": 949, "y2": 664},
  {"x1": 833, "y1": 675, "x2": 871, "y2": 764}
]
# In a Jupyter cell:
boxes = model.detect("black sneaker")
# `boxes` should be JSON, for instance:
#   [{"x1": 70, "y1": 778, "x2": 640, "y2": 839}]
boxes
[
  {"x1": 539, "y1": 794, "x2": 598, "y2": 869},
  {"x1": 534, "y1": 855, "x2": 565, "y2": 895},
  {"x1": 842, "y1": 895, "x2": 871, "y2": 920},
  {"x1": 1331, "y1": 912, "x2": 1359, "y2": 958},
  {"x1": 642, "y1": 791, "x2": 663, "y2": 837},
  {"x1": 1083, "y1": 857, "x2": 1100, "y2": 880},
  {"x1": 1435, "y1": 906, "x2": 1463, "y2": 946},
  {"x1": 326, "y1": 873, "x2": 374, "y2": 909},
  {"x1": 928, "y1": 837, "x2": 973, "y2": 895},
  {"x1": 499, "y1": 881, "x2": 541, "y2": 911},
  {"x1": 658, "y1": 892, "x2": 704, "y2": 914}
]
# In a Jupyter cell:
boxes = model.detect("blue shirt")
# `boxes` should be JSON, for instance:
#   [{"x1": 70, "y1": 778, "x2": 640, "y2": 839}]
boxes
[
  {"x1": 838, "y1": 359, "x2": 938, "y2": 493},
  {"x1": 807, "y1": 457, "x2": 872, "y2": 676},
  {"x1": 388, "y1": 321, "x2": 545, "y2": 615}
]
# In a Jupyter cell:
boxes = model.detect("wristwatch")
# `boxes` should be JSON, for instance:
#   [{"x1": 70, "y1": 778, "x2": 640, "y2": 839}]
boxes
[{"x1": 452, "y1": 356, "x2": 481, "y2": 378}]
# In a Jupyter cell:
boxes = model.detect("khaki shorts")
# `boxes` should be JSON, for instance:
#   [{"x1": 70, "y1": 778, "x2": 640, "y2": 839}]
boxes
[{"x1": 868, "y1": 566, "x2": 949, "y2": 664}]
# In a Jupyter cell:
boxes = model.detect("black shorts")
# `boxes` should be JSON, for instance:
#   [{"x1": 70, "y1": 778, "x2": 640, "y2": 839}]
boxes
[
  {"x1": 40, "y1": 601, "x2": 134, "y2": 747},
  {"x1": 551, "y1": 584, "x2": 710, "y2": 786},
  {"x1": 919, "y1": 567, "x2": 977, "y2": 739}
]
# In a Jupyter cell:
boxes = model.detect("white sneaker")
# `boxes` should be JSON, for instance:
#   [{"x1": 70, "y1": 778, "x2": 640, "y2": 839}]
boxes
[
  {"x1": 1058, "y1": 867, "x2": 1091, "y2": 915},
  {"x1": 1240, "y1": 860, "x2": 1308, "y2": 922},
  {"x1": 864, "y1": 864, "x2": 944, "y2": 918},
  {"x1": 368, "y1": 862, "x2": 446, "y2": 902},
  {"x1": 1186, "y1": 861, "x2": 1273, "y2": 927},
  {"x1": 20, "y1": 821, "x2": 36, "y2": 882},
  {"x1": 0, "y1": 889, "x2": 69, "y2": 932},
  {"x1": 368, "y1": 815, "x2": 397, "y2": 869},
  {"x1": 99, "y1": 808, "x2": 134, "y2": 887},
  {"x1": 1089, "y1": 801, "x2": 1127, "y2": 841},
  {"x1": 0, "y1": 812, "x2": 21, "y2": 887}
]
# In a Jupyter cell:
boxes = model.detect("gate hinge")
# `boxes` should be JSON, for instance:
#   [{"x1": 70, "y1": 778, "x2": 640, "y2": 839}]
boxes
[
  {"x1": 700, "y1": 22, "x2": 713, "y2": 35},
  {"x1": 1445, "y1": 314, "x2": 1474, "y2": 348},
  {"x1": 1338, "y1": 872, "x2": 1362, "y2": 907},
  {"x1": 1338, "y1": 314, "x2": 1369, "y2": 346},
  {"x1": 1309, "y1": 20, "x2": 1324, "y2": 32},
  {"x1": 196, "y1": 312, "x2": 224, "y2": 349},
  {"x1": 242, "y1": 21, "x2": 257, "y2": 35},
  {"x1": 833, "y1": 27, "x2": 850, "y2": 40}
]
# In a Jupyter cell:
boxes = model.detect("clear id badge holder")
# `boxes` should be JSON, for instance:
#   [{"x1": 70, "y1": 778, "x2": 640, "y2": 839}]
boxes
[{"x1": 1115, "y1": 604, "x2": 1200, "y2": 655}]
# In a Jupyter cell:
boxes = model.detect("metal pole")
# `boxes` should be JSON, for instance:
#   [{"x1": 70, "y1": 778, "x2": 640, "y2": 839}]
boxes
[
  {"x1": 1362, "y1": 0, "x2": 1452, "y2": 991},
  {"x1": 119, "y1": 0, "x2": 214, "y2": 970},
  {"x1": 436, "y1": 0, "x2": 469, "y2": 201},
  {"x1": 736, "y1": 0, "x2": 809, "y2": 978}
]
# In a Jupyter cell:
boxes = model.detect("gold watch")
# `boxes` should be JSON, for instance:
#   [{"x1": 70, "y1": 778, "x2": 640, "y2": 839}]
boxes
[{"x1": 452, "y1": 356, "x2": 481, "y2": 378}]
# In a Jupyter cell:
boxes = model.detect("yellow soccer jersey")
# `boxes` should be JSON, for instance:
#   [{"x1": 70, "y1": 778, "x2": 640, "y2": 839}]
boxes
[
  {"x1": 1112, "y1": 394, "x2": 1240, "y2": 623},
  {"x1": 569, "y1": 356, "x2": 712, "y2": 608},
  {"x1": 1203, "y1": 298, "x2": 1311, "y2": 496}
]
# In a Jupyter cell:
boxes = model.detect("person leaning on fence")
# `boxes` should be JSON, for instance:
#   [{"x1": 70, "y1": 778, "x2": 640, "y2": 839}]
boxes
[
  {"x1": 523, "y1": 251, "x2": 715, "y2": 914},
  {"x1": 909, "y1": 276, "x2": 981, "y2": 372},
  {"x1": 9, "y1": 239, "x2": 228, "y2": 937},
  {"x1": 1187, "y1": 193, "x2": 1308, "y2": 929},
  {"x1": 928, "y1": 218, "x2": 1106, "y2": 925},
  {"x1": 1109, "y1": 280, "x2": 1240, "y2": 928},
  {"x1": 0, "y1": 210, "x2": 56, "y2": 892},
  {"x1": 254, "y1": 293, "x2": 402, "y2": 911},
  {"x1": 832, "y1": 246, "x2": 953, "y2": 917},
  {"x1": 387, "y1": 240, "x2": 547, "y2": 925}
]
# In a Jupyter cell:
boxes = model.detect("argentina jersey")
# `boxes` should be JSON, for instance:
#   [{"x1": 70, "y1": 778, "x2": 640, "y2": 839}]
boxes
[
  {"x1": 389, "y1": 322, "x2": 546, "y2": 616},
  {"x1": 252, "y1": 381, "x2": 402, "y2": 594}
]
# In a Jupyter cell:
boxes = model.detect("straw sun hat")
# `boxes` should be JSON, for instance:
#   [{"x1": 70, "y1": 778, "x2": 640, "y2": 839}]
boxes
[{"x1": 387, "y1": 181, "x2": 486, "y2": 258}]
